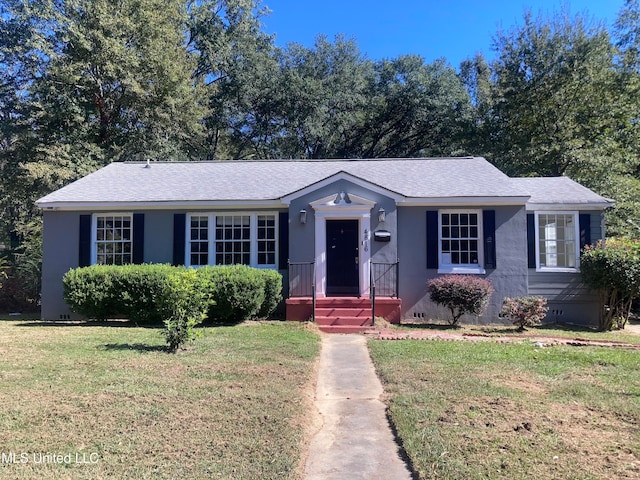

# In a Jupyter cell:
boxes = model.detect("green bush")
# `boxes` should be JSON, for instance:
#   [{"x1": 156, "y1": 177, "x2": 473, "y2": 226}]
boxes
[
  {"x1": 500, "y1": 296, "x2": 549, "y2": 331},
  {"x1": 581, "y1": 238, "x2": 640, "y2": 330},
  {"x1": 112, "y1": 264, "x2": 177, "y2": 323},
  {"x1": 428, "y1": 274, "x2": 494, "y2": 326},
  {"x1": 63, "y1": 265, "x2": 120, "y2": 320},
  {"x1": 257, "y1": 269, "x2": 283, "y2": 318},
  {"x1": 63, "y1": 264, "x2": 282, "y2": 327},
  {"x1": 162, "y1": 269, "x2": 208, "y2": 352},
  {"x1": 198, "y1": 265, "x2": 266, "y2": 323}
]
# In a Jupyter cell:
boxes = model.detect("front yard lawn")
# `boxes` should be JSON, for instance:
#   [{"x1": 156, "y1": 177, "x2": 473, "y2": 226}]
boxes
[
  {"x1": 0, "y1": 320, "x2": 319, "y2": 480},
  {"x1": 369, "y1": 339, "x2": 640, "y2": 480}
]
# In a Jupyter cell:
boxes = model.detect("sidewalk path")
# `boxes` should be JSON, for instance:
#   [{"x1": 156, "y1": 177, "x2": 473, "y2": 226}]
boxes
[{"x1": 303, "y1": 334, "x2": 413, "y2": 480}]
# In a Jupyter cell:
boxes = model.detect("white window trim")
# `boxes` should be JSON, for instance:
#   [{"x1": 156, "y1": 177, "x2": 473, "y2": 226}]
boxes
[
  {"x1": 185, "y1": 212, "x2": 278, "y2": 269},
  {"x1": 91, "y1": 213, "x2": 133, "y2": 265},
  {"x1": 534, "y1": 210, "x2": 580, "y2": 273},
  {"x1": 437, "y1": 209, "x2": 486, "y2": 275}
]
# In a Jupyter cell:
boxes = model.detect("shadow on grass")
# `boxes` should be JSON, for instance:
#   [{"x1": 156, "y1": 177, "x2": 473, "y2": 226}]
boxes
[
  {"x1": 102, "y1": 343, "x2": 167, "y2": 353},
  {"x1": 398, "y1": 322, "x2": 463, "y2": 331},
  {"x1": 12, "y1": 319, "x2": 163, "y2": 328}
]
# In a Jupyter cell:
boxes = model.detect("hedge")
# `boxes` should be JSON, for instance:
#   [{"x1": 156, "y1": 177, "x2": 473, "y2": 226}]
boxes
[{"x1": 63, "y1": 264, "x2": 283, "y2": 324}]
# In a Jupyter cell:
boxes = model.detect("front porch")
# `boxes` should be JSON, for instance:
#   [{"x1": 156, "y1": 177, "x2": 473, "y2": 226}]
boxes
[
  {"x1": 285, "y1": 296, "x2": 402, "y2": 333},
  {"x1": 286, "y1": 260, "x2": 401, "y2": 333}
]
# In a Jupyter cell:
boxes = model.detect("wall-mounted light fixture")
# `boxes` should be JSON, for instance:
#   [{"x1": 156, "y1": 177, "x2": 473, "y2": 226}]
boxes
[
  {"x1": 299, "y1": 209, "x2": 307, "y2": 224},
  {"x1": 378, "y1": 207, "x2": 386, "y2": 223}
]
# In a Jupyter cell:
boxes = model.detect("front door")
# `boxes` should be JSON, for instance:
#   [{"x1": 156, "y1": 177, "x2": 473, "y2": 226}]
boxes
[{"x1": 326, "y1": 219, "x2": 359, "y2": 295}]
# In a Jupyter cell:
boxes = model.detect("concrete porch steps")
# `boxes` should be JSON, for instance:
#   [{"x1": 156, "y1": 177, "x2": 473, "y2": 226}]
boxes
[{"x1": 314, "y1": 297, "x2": 373, "y2": 333}]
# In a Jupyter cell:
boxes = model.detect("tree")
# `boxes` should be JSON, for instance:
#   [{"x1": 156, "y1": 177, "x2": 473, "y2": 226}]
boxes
[{"x1": 473, "y1": 9, "x2": 640, "y2": 237}]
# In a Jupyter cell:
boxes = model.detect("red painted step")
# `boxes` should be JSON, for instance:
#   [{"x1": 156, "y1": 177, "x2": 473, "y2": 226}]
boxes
[{"x1": 314, "y1": 297, "x2": 373, "y2": 333}]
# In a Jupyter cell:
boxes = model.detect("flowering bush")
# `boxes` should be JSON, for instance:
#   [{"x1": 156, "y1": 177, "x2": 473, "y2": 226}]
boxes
[
  {"x1": 428, "y1": 275, "x2": 494, "y2": 326},
  {"x1": 500, "y1": 296, "x2": 548, "y2": 331}
]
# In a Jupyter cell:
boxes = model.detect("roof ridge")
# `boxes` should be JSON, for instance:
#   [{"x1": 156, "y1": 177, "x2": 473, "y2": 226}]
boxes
[{"x1": 120, "y1": 156, "x2": 480, "y2": 165}]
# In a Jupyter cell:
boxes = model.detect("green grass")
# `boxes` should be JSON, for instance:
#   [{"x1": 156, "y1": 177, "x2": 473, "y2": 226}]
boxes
[
  {"x1": 369, "y1": 339, "x2": 640, "y2": 480},
  {"x1": 396, "y1": 321, "x2": 640, "y2": 344},
  {"x1": 0, "y1": 320, "x2": 320, "y2": 479}
]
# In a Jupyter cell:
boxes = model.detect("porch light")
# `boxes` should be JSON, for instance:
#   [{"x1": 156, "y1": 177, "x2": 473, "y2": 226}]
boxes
[
  {"x1": 299, "y1": 209, "x2": 307, "y2": 224},
  {"x1": 378, "y1": 207, "x2": 386, "y2": 223}
]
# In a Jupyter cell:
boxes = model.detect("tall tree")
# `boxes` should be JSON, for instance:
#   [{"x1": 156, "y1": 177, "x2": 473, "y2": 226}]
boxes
[{"x1": 488, "y1": 10, "x2": 622, "y2": 180}]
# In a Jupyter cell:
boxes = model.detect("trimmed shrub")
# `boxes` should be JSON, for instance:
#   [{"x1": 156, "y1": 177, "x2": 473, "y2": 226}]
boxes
[
  {"x1": 257, "y1": 269, "x2": 283, "y2": 318},
  {"x1": 198, "y1": 265, "x2": 266, "y2": 323},
  {"x1": 63, "y1": 265, "x2": 121, "y2": 320},
  {"x1": 581, "y1": 238, "x2": 640, "y2": 330},
  {"x1": 112, "y1": 264, "x2": 177, "y2": 323},
  {"x1": 428, "y1": 274, "x2": 494, "y2": 326},
  {"x1": 63, "y1": 264, "x2": 282, "y2": 327},
  {"x1": 500, "y1": 296, "x2": 549, "y2": 331}
]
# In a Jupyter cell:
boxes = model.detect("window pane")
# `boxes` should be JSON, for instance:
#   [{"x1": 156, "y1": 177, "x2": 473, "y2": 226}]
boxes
[
  {"x1": 95, "y1": 215, "x2": 133, "y2": 266},
  {"x1": 440, "y1": 211, "x2": 480, "y2": 266}
]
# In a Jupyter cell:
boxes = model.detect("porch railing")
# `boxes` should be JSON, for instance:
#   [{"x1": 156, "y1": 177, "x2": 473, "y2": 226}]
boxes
[
  {"x1": 288, "y1": 260, "x2": 316, "y2": 322},
  {"x1": 370, "y1": 260, "x2": 399, "y2": 324}
]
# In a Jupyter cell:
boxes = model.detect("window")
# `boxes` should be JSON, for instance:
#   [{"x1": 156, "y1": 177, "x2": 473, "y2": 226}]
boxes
[
  {"x1": 186, "y1": 213, "x2": 277, "y2": 268},
  {"x1": 215, "y1": 215, "x2": 251, "y2": 265},
  {"x1": 536, "y1": 212, "x2": 579, "y2": 270},
  {"x1": 95, "y1": 214, "x2": 132, "y2": 265},
  {"x1": 438, "y1": 210, "x2": 484, "y2": 273},
  {"x1": 189, "y1": 215, "x2": 209, "y2": 266}
]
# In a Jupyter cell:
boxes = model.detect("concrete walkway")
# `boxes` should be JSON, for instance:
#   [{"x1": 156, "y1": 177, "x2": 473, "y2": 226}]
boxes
[{"x1": 303, "y1": 334, "x2": 413, "y2": 480}]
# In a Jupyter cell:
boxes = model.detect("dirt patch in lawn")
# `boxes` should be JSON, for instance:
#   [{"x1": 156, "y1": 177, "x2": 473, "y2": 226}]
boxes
[{"x1": 433, "y1": 391, "x2": 640, "y2": 479}]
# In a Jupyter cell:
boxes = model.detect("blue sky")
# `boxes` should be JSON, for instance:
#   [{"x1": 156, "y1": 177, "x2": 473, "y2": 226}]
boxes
[{"x1": 261, "y1": 0, "x2": 626, "y2": 67}]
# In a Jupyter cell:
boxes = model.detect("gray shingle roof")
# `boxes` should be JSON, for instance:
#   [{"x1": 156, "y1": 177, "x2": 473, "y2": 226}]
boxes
[
  {"x1": 511, "y1": 177, "x2": 612, "y2": 206},
  {"x1": 35, "y1": 157, "x2": 611, "y2": 208}
]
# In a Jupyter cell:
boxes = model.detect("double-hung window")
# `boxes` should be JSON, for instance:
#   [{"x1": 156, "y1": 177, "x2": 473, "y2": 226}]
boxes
[
  {"x1": 187, "y1": 213, "x2": 277, "y2": 268},
  {"x1": 438, "y1": 210, "x2": 485, "y2": 273},
  {"x1": 94, "y1": 214, "x2": 133, "y2": 265},
  {"x1": 535, "y1": 211, "x2": 579, "y2": 271}
]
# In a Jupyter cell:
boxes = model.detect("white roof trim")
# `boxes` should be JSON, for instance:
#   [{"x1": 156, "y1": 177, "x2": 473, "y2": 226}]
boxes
[
  {"x1": 280, "y1": 170, "x2": 405, "y2": 204},
  {"x1": 526, "y1": 202, "x2": 612, "y2": 211},
  {"x1": 37, "y1": 199, "x2": 286, "y2": 211},
  {"x1": 398, "y1": 196, "x2": 530, "y2": 207}
]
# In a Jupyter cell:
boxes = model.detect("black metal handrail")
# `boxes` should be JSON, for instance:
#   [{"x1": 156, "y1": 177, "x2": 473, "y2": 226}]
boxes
[
  {"x1": 288, "y1": 260, "x2": 316, "y2": 322},
  {"x1": 370, "y1": 260, "x2": 399, "y2": 324}
]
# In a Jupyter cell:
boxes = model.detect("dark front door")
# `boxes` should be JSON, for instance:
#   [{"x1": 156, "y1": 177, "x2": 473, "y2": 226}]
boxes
[{"x1": 326, "y1": 219, "x2": 359, "y2": 295}]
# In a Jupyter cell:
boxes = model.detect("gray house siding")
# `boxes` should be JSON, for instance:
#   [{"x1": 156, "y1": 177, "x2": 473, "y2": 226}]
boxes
[
  {"x1": 41, "y1": 208, "x2": 288, "y2": 320},
  {"x1": 42, "y1": 211, "x2": 83, "y2": 320},
  {"x1": 397, "y1": 205, "x2": 528, "y2": 324},
  {"x1": 288, "y1": 178, "x2": 398, "y2": 263},
  {"x1": 526, "y1": 211, "x2": 604, "y2": 326}
]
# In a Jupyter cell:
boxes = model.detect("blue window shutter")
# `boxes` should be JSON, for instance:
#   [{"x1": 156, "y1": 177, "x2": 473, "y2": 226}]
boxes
[
  {"x1": 278, "y1": 211, "x2": 289, "y2": 270},
  {"x1": 483, "y1": 210, "x2": 496, "y2": 269},
  {"x1": 426, "y1": 211, "x2": 438, "y2": 269},
  {"x1": 173, "y1": 213, "x2": 186, "y2": 266},
  {"x1": 527, "y1": 213, "x2": 536, "y2": 268},
  {"x1": 579, "y1": 214, "x2": 591, "y2": 250},
  {"x1": 79, "y1": 215, "x2": 92, "y2": 267},
  {"x1": 132, "y1": 213, "x2": 144, "y2": 264}
]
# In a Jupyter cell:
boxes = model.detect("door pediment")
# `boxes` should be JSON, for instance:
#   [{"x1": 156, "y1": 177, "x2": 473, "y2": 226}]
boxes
[{"x1": 310, "y1": 191, "x2": 376, "y2": 213}]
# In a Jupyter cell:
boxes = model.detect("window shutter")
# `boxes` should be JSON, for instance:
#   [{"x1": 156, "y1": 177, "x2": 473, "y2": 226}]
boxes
[
  {"x1": 78, "y1": 214, "x2": 92, "y2": 267},
  {"x1": 278, "y1": 211, "x2": 289, "y2": 270},
  {"x1": 426, "y1": 210, "x2": 438, "y2": 269},
  {"x1": 483, "y1": 210, "x2": 496, "y2": 269},
  {"x1": 173, "y1": 213, "x2": 186, "y2": 266},
  {"x1": 132, "y1": 213, "x2": 144, "y2": 264},
  {"x1": 579, "y1": 214, "x2": 591, "y2": 250},
  {"x1": 527, "y1": 213, "x2": 536, "y2": 268}
]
